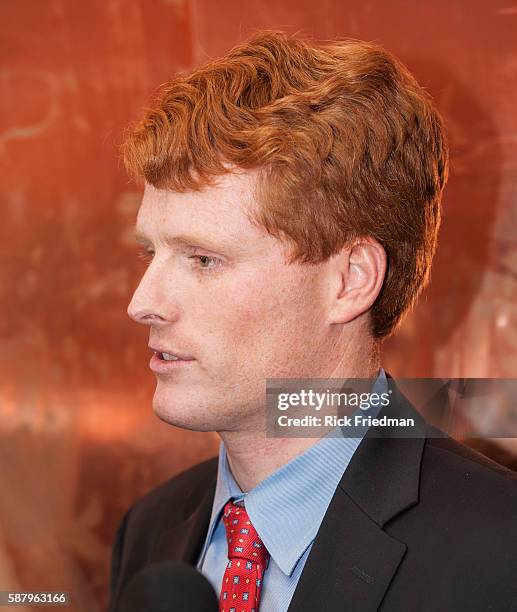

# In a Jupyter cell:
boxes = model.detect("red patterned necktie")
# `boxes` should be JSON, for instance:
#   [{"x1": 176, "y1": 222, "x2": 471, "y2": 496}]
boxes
[{"x1": 219, "y1": 500, "x2": 270, "y2": 612}]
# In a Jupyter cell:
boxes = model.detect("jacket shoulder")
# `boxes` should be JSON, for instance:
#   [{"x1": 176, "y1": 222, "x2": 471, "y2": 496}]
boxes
[
  {"x1": 423, "y1": 429, "x2": 517, "y2": 501},
  {"x1": 417, "y1": 430, "x2": 517, "y2": 540}
]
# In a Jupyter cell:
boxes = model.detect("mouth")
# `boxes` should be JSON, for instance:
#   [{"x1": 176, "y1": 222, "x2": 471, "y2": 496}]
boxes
[
  {"x1": 156, "y1": 351, "x2": 194, "y2": 362},
  {"x1": 148, "y1": 345, "x2": 195, "y2": 360},
  {"x1": 149, "y1": 350, "x2": 195, "y2": 374}
]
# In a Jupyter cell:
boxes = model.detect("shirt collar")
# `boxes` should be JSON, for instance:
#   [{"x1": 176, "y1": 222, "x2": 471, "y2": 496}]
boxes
[{"x1": 202, "y1": 367, "x2": 387, "y2": 576}]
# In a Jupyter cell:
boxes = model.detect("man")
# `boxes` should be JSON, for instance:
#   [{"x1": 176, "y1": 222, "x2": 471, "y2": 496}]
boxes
[{"x1": 109, "y1": 31, "x2": 517, "y2": 611}]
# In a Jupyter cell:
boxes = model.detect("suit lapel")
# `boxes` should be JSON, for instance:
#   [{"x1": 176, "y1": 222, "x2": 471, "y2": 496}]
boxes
[
  {"x1": 287, "y1": 485, "x2": 407, "y2": 611},
  {"x1": 288, "y1": 373, "x2": 428, "y2": 612}
]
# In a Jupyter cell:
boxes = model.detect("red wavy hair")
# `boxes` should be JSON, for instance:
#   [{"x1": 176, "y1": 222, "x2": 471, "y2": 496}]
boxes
[{"x1": 121, "y1": 30, "x2": 449, "y2": 339}]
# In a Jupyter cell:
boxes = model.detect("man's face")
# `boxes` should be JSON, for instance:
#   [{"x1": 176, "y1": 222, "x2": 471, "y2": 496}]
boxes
[{"x1": 127, "y1": 171, "x2": 334, "y2": 434}]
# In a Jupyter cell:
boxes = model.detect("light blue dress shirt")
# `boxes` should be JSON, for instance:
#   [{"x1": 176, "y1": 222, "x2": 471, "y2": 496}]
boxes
[{"x1": 197, "y1": 368, "x2": 388, "y2": 612}]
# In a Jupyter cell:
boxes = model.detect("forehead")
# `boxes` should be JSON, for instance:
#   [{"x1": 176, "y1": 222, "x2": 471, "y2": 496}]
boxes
[{"x1": 135, "y1": 171, "x2": 263, "y2": 246}]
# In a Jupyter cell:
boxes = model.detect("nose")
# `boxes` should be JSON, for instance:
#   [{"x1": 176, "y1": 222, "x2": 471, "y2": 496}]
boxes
[{"x1": 127, "y1": 264, "x2": 179, "y2": 327}]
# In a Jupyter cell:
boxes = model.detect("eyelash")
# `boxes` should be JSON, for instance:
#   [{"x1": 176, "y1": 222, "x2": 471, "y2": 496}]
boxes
[{"x1": 136, "y1": 249, "x2": 221, "y2": 272}]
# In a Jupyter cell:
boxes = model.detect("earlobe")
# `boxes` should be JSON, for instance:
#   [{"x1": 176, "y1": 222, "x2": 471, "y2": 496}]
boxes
[{"x1": 327, "y1": 238, "x2": 387, "y2": 325}]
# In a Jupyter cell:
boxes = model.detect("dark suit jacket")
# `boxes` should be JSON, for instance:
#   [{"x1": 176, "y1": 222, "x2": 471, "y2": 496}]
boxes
[{"x1": 109, "y1": 374, "x2": 517, "y2": 611}]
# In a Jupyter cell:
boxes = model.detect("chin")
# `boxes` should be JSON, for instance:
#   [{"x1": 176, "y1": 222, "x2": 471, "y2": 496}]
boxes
[{"x1": 151, "y1": 389, "x2": 221, "y2": 432}]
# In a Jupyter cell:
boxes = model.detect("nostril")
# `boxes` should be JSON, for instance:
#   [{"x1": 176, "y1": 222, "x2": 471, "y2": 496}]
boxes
[{"x1": 127, "y1": 306, "x2": 157, "y2": 325}]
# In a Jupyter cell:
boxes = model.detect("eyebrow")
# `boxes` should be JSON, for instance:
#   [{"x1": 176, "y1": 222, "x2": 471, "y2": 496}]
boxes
[{"x1": 134, "y1": 229, "x2": 232, "y2": 253}]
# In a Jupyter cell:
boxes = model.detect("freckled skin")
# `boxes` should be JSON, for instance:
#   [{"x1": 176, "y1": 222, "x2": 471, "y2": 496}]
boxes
[{"x1": 127, "y1": 171, "x2": 372, "y2": 436}]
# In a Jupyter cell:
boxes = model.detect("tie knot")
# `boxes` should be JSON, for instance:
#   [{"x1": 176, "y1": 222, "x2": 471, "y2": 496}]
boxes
[{"x1": 222, "y1": 500, "x2": 269, "y2": 569}]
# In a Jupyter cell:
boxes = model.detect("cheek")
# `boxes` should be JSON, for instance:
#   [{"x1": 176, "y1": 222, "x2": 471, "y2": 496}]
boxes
[
  {"x1": 224, "y1": 278, "x2": 316, "y2": 346},
  {"x1": 204, "y1": 278, "x2": 285, "y2": 345},
  {"x1": 188, "y1": 267, "x2": 326, "y2": 361},
  {"x1": 228, "y1": 294, "x2": 275, "y2": 339},
  {"x1": 182, "y1": 280, "x2": 273, "y2": 357}
]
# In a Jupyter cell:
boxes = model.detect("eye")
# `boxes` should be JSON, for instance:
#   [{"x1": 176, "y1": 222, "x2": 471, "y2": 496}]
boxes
[{"x1": 191, "y1": 254, "x2": 221, "y2": 271}]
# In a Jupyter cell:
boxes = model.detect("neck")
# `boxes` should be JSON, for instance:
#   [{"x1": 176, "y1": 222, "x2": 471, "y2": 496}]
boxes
[{"x1": 220, "y1": 345, "x2": 382, "y2": 492}]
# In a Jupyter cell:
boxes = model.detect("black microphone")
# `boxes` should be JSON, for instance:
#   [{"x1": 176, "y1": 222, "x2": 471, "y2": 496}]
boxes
[{"x1": 117, "y1": 560, "x2": 219, "y2": 612}]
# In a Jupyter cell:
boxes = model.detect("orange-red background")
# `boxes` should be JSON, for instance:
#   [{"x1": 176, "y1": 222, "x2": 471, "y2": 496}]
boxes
[{"x1": 1, "y1": 1, "x2": 516, "y2": 610}]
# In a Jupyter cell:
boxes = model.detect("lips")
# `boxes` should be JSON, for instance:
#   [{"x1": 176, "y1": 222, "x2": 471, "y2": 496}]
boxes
[
  {"x1": 148, "y1": 345, "x2": 194, "y2": 360},
  {"x1": 149, "y1": 352, "x2": 195, "y2": 374},
  {"x1": 149, "y1": 344, "x2": 196, "y2": 376}
]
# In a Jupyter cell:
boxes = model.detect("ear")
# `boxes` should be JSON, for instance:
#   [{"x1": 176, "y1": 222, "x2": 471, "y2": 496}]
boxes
[{"x1": 327, "y1": 237, "x2": 387, "y2": 325}]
